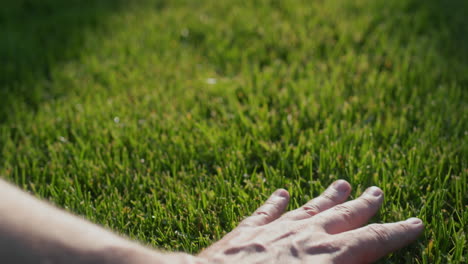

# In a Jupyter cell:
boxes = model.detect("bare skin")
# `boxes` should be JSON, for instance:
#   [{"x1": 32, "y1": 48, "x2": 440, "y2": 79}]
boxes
[
  {"x1": 0, "y1": 179, "x2": 423, "y2": 263},
  {"x1": 198, "y1": 180, "x2": 424, "y2": 264}
]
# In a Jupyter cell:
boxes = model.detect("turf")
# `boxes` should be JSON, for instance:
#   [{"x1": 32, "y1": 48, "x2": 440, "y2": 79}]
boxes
[{"x1": 1, "y1": 0, "x2": 467, "y2": 263}]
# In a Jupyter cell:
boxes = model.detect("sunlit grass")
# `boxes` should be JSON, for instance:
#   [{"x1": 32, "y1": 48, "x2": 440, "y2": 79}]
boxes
[{"x1": 1, "y1": 0, "x2": 466, "y2": 263}]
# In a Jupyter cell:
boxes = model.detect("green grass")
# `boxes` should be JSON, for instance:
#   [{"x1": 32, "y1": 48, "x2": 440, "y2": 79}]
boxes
[{"x1": 1, "y1": 0, "x2": 467, "y2": 263}]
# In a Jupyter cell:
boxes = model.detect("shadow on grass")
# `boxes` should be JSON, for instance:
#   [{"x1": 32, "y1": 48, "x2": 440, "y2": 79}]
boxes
[
  {"x1": 1, "y1": 0, "x2": 466, "y2": 122},
  {"x1": 406, "y1": 0, "x2": 468, "y2": 80},
  {"x1": 0, "y1": 0, "x2": 166, "y2": 123}
]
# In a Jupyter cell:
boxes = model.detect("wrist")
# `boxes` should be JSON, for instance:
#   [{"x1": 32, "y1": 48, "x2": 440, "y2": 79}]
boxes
[{"x1": 91, "y1": 244, "x2": 206, "y2": 264}]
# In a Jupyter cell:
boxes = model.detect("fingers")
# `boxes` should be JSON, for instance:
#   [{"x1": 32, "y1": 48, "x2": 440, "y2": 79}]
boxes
[
  {"x1": 240, "y1": 189, "x2": 290, "y2": 227},
  {"x1": 335, "y1": 218, "x2": 424, "y2": 263},
  {"x1": 313, "y1": 186, "x2": 384, "y2": 234},
  {"x1": 282, "y1": 180, "x2": 351, "y2": 221}
]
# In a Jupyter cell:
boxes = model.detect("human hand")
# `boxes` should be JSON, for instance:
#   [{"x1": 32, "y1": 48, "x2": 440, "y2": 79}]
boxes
[{"x1": 198, "y1": 180, "x2": 423, "y2": 264}]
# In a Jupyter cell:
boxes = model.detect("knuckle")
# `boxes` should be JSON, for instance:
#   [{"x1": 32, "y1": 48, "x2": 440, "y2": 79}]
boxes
[
  {"x1": 224, "y1": 242, "x2": 267, "y2": 255},
  {"x1": 263, "y1": 200, "x2": 277, "y2": 206},
  {"x1": 245, "y1": 242, "x2": 267, "y2": 253},
  {"x1": 367, "y1": 224, "x2": 391, "y2": 245},
  {"x1": 321, "y1": 190, "x2": 338, "y2": 202},
  {"x1": 252, "y1": 200, "x2": 281, "y2": 219},
  {"x1": 240, "y1": 217, "x2": 260, "y2": 227},
  {"x1": 302, "y1": 203, "x2": 321, "y2": 216},
  {"x1": 397, "y1": 222, "x2": 411, "y2": 233},
  {"x1": 254, "y1": 210, "x2": 272, "y2": 218},
  {"x1": 305, "y1": 240, "x2": 340, "y2": 255},
  {"x1": 241, "y1": 211, "x2": 272, "y2": 227},
  {"x1": 239, "y1": 220, "x2": 253, "y2": 227},
  {"x1": 333, "y1": 205, "x2": 354, "y2": 224},
  {"x1": 359, "y1": 196, "x2": 375, "y2": 207}
]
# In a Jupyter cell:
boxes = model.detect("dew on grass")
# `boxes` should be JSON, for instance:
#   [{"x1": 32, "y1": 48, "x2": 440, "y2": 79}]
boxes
[
  {"x1": 180, "y1": 28, "x2": 189, "y2": 38},
  {"x1": 199, "y1": 14, "x2": 208, "y2": 23},
  {"x1": 287, "y1": 114, "x2": 293, "y2": 124},
  {"x1": 206, "y1": 78, "x2": 217, "y2": 85},
  {"x1": 174, "y1": 230, "x2": 187, "y2": 238},
  {"x1": 75, "y1": 104, "x2": 83, "y2": 112}
]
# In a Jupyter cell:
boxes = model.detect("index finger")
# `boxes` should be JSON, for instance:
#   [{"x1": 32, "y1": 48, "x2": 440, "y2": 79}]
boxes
[
  {"x1": 334, "y1": 218, "x2": 424, "y2": 263},
  {"x1": 239, "y1": 189, "x2": 290, "y2": 227}
]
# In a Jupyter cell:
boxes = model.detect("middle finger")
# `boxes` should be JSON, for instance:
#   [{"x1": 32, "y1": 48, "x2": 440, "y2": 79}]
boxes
[{"x1": 312, "y1": 186, "x2": 384, "y2": 234}]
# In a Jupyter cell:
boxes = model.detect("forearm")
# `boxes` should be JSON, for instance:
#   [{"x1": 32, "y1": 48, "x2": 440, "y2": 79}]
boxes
[{"x1": 0, "y1": 179, "x2": 200, "y2": 264}]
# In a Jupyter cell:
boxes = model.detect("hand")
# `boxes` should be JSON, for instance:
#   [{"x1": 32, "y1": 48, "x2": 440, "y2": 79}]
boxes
[{"x1": 198, "y1": 180, "x2": 423, "y2": 264}]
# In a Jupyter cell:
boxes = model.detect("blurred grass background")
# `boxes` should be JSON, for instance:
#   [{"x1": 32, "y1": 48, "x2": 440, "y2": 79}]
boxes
[{"x1": 1, "y1": 0, "x2": 467, "y2": 263}]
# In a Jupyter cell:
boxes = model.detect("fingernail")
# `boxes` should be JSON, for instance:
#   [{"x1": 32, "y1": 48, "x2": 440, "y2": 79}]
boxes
[
  {"x1": 365, "y1": 186, "x2": 382, "y2": 197},
  {"x1": 407, "y1": 217, "x2": 423, "y2": 225},
  {"x1": 274, "y1": 189, "x2": 289, "y2": 198},
  {"x1": 333, "y1": 180, "x2": 350, "y2": 193}
]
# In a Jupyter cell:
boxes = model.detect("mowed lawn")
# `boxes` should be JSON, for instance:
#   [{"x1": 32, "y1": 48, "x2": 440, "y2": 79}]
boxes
[{"x1": 1, "y1": 0, "x2": 467, "y2": 263}]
